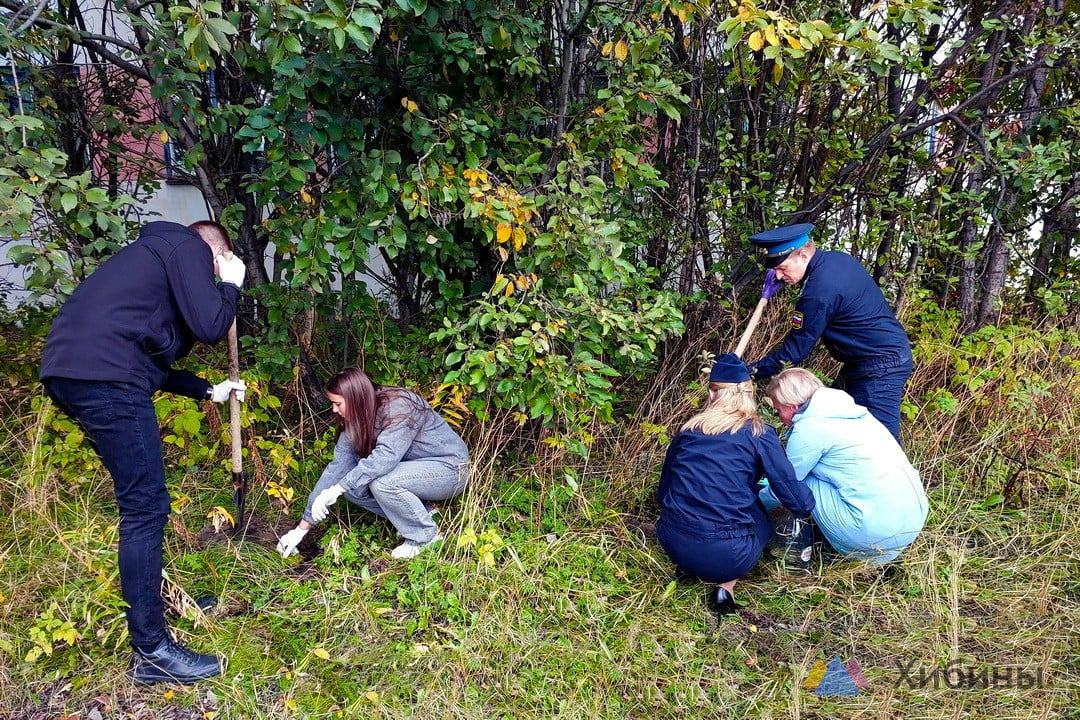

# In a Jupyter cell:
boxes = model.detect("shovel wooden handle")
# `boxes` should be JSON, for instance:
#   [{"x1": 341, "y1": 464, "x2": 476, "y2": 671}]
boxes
[
  {"x1": 227, "y1": 320, "x2": 242, "y2": 473},
  {"x1": 734, "y1": 297, "x2": 768, "y2": 358}
]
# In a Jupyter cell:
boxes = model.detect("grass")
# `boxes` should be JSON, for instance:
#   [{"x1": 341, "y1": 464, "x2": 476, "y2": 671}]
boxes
[{"x1": 1, "y1": 320, "x2": 1078, "y2": 719}]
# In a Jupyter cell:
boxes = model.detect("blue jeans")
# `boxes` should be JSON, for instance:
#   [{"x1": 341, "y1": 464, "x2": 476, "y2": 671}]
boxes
[
  {"x1": 338, "y1": 460, "x2": 468, "y2": 543},
  {"x1": 302, "y1": 459, "x2": 466, "y2": 544},
  {"x1": 43, "y1": 378, "x2": 172, "y2": 651}
]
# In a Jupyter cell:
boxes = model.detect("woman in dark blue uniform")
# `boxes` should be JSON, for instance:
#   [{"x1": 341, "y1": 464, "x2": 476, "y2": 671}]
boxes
[
  {"x1": 746, "y1": 223, "x2": 912, "y2": 442},
  {"x1": 656, "y1": 354, "x2": 815, "y2": 617}
]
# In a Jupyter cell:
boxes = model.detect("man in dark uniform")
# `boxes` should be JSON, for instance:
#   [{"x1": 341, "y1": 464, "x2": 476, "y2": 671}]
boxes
[
  {"x1": 40, "y1": 220, "x2": 247, "y2": 685},
  {"x1": 746, "y1": 223, "x2": 912, "y2": 442}
]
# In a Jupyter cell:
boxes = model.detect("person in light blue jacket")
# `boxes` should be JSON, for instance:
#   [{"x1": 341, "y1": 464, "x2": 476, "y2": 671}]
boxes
[{"x1": 760, "y1": 368, "x2": 928, "y2": 565}]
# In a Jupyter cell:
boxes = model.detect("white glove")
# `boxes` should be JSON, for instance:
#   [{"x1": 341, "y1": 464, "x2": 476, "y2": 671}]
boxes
[
  {"x1": 218, "y1": 252, "x2": 246, "y2": 287},
  {"x1": 310, "y1": 484, "x2": 346, "y2": 523},
  {"x1": 276, "y1": 526, "x2": 308, "y2": 558},
  {"x1": 210, "y1": 379, "x2": 246, "y2": 402}
]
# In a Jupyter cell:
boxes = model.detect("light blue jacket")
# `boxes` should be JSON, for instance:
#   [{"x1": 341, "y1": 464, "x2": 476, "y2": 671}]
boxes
[{"x1": 766, "y1": 387, "x2": 928, "y2": 564}]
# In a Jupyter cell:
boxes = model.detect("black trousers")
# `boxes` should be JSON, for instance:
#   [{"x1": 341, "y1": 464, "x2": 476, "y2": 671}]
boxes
[{"x1": 44, "y1": 378, "x2": 172, "y2": 651}]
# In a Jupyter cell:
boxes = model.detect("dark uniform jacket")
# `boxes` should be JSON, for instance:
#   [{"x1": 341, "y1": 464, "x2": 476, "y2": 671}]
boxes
[
  {"x1": 657, "y1": 424, "x2": 814, "y2": 539},
  {"x1": 752, "y1": 250, "x2": 911, "y2": 381},
  {"x1": 40, "y1": 221, "x2": 240, "y2": 398}
]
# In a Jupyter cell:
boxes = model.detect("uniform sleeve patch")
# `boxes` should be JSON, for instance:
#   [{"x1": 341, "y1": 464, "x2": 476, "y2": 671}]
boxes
[{"x1": 791, "y1": 311, "x2": 804, "y2": 329}]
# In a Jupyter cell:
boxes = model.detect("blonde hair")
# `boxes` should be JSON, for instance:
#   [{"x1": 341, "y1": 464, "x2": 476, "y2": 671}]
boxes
[
  {"x1": 682, "y1": 381, "x2": 765, "y2": 436},
  {"x1": 765, "y1": 367, "x2": 823, "y2": 408}
]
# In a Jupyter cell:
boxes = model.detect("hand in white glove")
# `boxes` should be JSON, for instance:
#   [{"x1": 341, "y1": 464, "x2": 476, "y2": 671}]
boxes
[
  {"x1": 217, "y1": 252, "x2": 246, "y2": 287},
  {"x1": 210, "y1": 379, "x2": 247, "y2": 402},
  {"x1": 276, "y1": 526, "x2": 309, "y2": 558},
  {"x1": 310, "y1": 484, "x2": 346, "y2": 523}
]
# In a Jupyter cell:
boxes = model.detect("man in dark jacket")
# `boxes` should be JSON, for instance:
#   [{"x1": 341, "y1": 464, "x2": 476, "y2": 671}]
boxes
[
  {"x1": 40, "y1": 220, "x2": 247, "y2": 685},
  {"x1": 746, "y1": 223, "x2": 912, "y2": 442}
]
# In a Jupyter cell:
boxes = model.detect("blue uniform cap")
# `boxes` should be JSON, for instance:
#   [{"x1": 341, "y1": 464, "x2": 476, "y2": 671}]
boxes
[
  {"x1": 709, "y1": 353, "x2": 751, "y2": 384},
  {"x1": 749, "y1": 223, "x2": 815, "y2": 268}
]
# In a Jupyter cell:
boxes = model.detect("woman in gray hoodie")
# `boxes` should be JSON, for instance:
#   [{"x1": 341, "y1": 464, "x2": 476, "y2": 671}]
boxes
[{"x1": 277, "y1": 368, "x2": 470, "y2": 559}]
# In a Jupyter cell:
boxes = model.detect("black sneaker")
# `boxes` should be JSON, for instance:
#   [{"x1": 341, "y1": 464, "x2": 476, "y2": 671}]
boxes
[{"x1": 128, "y1": 637, "x2": 221, "y2": 685}]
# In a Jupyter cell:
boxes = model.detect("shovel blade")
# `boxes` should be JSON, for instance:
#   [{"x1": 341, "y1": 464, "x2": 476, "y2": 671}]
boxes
[{"x1": 232, "y1": 470, "x2": 248, "y2": 531}]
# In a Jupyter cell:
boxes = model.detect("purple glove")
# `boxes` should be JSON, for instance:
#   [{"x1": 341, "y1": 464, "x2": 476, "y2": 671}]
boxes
[{"x1": 761, "y1": 269, "x2": 783, "y2": 300}]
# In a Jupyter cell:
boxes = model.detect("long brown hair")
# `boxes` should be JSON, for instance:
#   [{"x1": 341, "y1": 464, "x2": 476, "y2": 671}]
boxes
[{"x1": 325, "y1": 368, "x2": 423, "y2": 456}]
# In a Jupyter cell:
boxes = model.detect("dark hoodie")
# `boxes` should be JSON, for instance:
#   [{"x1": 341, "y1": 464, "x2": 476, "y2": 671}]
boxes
[{"x1": 40, "y1": 221, "x2": 240, "y2": 397}]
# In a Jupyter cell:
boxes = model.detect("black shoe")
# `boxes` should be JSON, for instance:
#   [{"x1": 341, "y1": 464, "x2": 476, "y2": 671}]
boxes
[
  {"x1": 711, "y1": 587, "x2": 742, "y2": 617},
  {"x1": 129, "y1": 637, "x2": 221, "y2": 685}
]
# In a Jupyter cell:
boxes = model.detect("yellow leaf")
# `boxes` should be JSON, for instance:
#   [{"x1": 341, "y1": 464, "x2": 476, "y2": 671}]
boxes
[
  {"x1": 504, "y1": 281, "x2": 514, "y2": 298},
  {"x1": 164, "y1": 690, "x2": 175, "y2": 700},
  {"x1": 205, "y1": 506, "x2": 235, "y2": 530},
  {"x1": 764, "y1": 25, "x2": 779, "y2": 46},
  {"x1": 495, "y1": 223, "x2": 512, "y2": 243},
  {"x1": 787, "y1": 35, "x2": 803, "y2": 50},
  {"x1": 53, "y1": 626, "x2": 77, "y2": 646},
  {"x1": 159, "y1": 130, "x2": 170, "y2": 144},
  {"x1": 312, "y1": 647, "x2": 331, "y2": 660},
  {"x1": 593, "y1": 106, "x2": 605, "y2": 116},
  {"x1": 601, "y1": 41, "x2": 613, "y2": 57},
  {"x1": 401, "y1": 97, "x2": 418, "y2": 113},
  {"x1": 772, "y1": 62, "x2": 784, "y2": 84},
  {"x1": 299, "y1": 188, "x2": 313, "y2": 204},
  {"x1": 389, "y1": 29, "x2": 399, "y2": 41},
  {"x1": 511, "y1": 226, "x2": 527, "y2": 250},
  {"x1": 747, "y1": 30, "x2": 764, "y2": 51},
  {"x1": 364, "y1": 691, "x2": 380, "y2": 702},
  {"x1": 496, "y1": 246, "x2": 509, "y2": 262},
  {"x1": 614, "y1": 40, "x2": 628, "y2": 61}
]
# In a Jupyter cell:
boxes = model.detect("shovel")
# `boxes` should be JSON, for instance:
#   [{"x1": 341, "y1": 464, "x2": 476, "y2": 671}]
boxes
[
  {"x1": 734, "y1": 296, "x2": 768, "y2": 358},
  {"x1": 734, "y1": 269, "x2": 781, "y2": 358},
  {"x1": 227, "y1": 320, "x2": 248, "y2": 533}
]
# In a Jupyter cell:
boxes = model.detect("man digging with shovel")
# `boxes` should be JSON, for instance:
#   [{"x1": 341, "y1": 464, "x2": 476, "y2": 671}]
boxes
[
  {"x1": 40, "y1": 220, "x2": 247, "y2": 685},
  {"x1": 744, "y1": 223, "x2": 913, "y2": 443}
]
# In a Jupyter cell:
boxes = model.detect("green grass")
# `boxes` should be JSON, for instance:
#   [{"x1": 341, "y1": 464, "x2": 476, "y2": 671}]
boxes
[{"x1": 1, "y1": 329, "x2": 1078, "y2": 719}]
